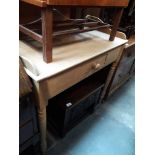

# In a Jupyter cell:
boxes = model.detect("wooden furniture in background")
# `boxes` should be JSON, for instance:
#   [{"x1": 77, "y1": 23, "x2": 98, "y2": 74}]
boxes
[
  {"x1": 100, "y1": 28, "x2": 135, "y2": 99},
  {"x1": 98, "y1": 0, "x2": 135, "y2": 97},
  {"x1": 19, "y1": 0, "x2": 129, "y2": 63},
  {"x1": 19, "y1": 31, "x2": 127, "y2": 154},
  {"x1": 99, "y1": 0, "x2": 135, "y2": 38},
  {"x1": 104, "y1": 35, "x2": 135, "y2": 98},
  {"x1": 19, "y1": 59, "x2": 32, "y2": 97},
  {"x1": 19, "y1": 59, "x2": 40, "y2": 154}
]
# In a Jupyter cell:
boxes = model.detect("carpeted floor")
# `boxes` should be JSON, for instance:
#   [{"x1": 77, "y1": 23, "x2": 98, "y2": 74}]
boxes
[{"x1": 47, "y1": 78, "x2": 135, "y2": 155}]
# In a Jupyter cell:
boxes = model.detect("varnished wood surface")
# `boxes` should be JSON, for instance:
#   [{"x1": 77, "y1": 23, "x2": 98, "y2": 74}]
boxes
[
  {"x1": 109, "y1": 8, "x2": 124, "y2": 41},
  {"x1": 21, "y1": 0, "x2": 129, "y2": 7},
  {"x1": 47, "y1": 0, "x2": 129, "y2": 6},
  {"x1": 42, "y1": 6, "x2": 53, "y2": 62},
  {"x1": 19, "y1": 31, "x2": 127, "y2": 81},
  {"x1": 21, "y1": 0, "x2": 47, "y2": 7}
]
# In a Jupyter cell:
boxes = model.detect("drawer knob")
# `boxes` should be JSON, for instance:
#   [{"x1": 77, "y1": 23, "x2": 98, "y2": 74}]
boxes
[{"x1": 92, "y1": 63, "x2": 101, "y2": 70}]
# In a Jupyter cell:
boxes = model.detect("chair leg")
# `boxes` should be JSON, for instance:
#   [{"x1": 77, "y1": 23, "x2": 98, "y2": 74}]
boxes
[
  {"x1": 41, "y1": 6, "x2": 53, "y2": 63},
  {"x1": 109, "y1": 8, "x2": 124, "y2": 41}
]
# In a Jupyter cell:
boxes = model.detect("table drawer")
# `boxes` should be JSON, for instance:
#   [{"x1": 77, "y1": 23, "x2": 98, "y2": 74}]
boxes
[
  {"x1": 45, "y1": 46, "x2": 122, "y2": 98},
  {"x1": 106, "y1": 47, "x2": 120, "y2": 65}
]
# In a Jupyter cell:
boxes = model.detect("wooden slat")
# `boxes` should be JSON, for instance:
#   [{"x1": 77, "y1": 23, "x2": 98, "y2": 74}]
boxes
[
  {"x1": 54, "y1": 21, "x2": 103, "y2": 29},
  {"x1": 53, "y1": 24, "x2": 110, "y2": 37},
  {"x1": 19, "y1": 25, "x2": 43, "y2": 43}
]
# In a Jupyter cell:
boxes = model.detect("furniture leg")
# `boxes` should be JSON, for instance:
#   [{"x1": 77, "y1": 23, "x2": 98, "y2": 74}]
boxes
[
  {"x1": 100, "y1": 45, "x2": 125, "y2": 100},
  {"x1": 34, "y1": 82, "x2": 48, "y2": 155},
  {"x1": 38, "y1": 106, "x2": 47, "y2": 155},
  {"x1": 109, "y1": 8, "x2": 124, "y2": 41},
  {"x1": 42, "y1": 6, "x2": 53, "y2": 63}
]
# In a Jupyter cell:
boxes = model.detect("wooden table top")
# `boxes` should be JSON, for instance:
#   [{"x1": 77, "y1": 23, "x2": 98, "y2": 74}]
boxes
[
  {"x1": 21, "y1": 0, "x2": 129, "y2": 7},
  {"x1": 19, "y1": 31, "x2": 127, "y2": 82}
]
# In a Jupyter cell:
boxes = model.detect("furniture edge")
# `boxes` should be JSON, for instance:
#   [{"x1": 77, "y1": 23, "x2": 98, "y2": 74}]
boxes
[{"x1": 20, "y1": 0, "x2": 47, "y2": 7}]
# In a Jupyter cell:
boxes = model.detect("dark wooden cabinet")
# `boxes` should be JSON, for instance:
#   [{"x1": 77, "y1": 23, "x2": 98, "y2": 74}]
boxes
[
  {"x1": 19, "y1": 59, "x2": 40, "y2": 154},
  {"x1": 19, "y1": 94, "x2": 40, "y2": 154},
  {"x1": 105, "y1": 36, "x2": 135, "y2": 97},
  {"x1": 98, "y1": 0, "x2": 135, "y2": 98},
  {"x1": 47, "y1": 65, "x2": 110, "y2": 136}
]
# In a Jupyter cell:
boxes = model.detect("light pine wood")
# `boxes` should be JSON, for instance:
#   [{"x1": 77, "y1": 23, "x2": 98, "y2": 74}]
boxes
[
  {"x1": 44, "y1": 53, "x2": 107, "y2": 98},
  {"x1": 105, "y1": 47, "x2": 120, "y2": 65},
  {"x1": 43, "y1": 47, "x2": 121, "y2": 98},
  {"x1": 19, "y1": 31, "x2": 127, "y2": 154},
  {"x1": 99, "y1": 45, "x2": 125, "y2": 100},
  {"x1": 19, "y1": 31, "x2": 127, "y2": 81},
  {"x1": 33, "y1": 81, "x2": 47, "y2": 155}
]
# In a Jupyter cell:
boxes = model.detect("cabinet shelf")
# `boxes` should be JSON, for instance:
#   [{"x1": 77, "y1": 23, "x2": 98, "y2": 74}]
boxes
[
  {"x1": 48, "y1": 65, "x2": 110, "y2": 108},
  {"x1": 47, "y1": 65, "x2": 110, "y2": 136}
]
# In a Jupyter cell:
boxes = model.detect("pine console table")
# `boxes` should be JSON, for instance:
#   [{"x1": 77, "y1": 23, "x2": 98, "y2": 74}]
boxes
[
  {"x1": 19, "y1": 0, "x2": 129, "y2": 63},
  {"x1": 19, "y1": 31, "x2": 127, "y2": 154}
]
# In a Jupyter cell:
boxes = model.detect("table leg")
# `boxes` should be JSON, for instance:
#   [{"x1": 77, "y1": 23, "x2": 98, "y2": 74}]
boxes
[
  {"x1": 34, "y1": 82, "x2": 47, "y2": 155},
  {"x1": 42, "y1": 6, "x2": 53, "y2": 63},
  {"x1": 38, "y1": 107, "x2": 47, "y2": 155},
  {"x1": 109, "y1": 8, "x2": 124, "y2": 41},
  {"x1": 100, "y1": 45, "x2": 125, "y2": 100}
]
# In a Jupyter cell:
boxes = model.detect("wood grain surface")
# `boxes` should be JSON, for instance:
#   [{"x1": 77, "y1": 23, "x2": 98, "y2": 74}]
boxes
[
  {"x1": 21, "y1": 0, "x2": 129, "y2": 7},
  {"x1": 19, "y1": 31, "x2": 127, "y2": 81}
]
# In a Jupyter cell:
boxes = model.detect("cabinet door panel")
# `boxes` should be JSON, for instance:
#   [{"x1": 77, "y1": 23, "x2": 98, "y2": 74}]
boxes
[{"x1": 110, "y1": 44, "x2": 135, "y2": 90}]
